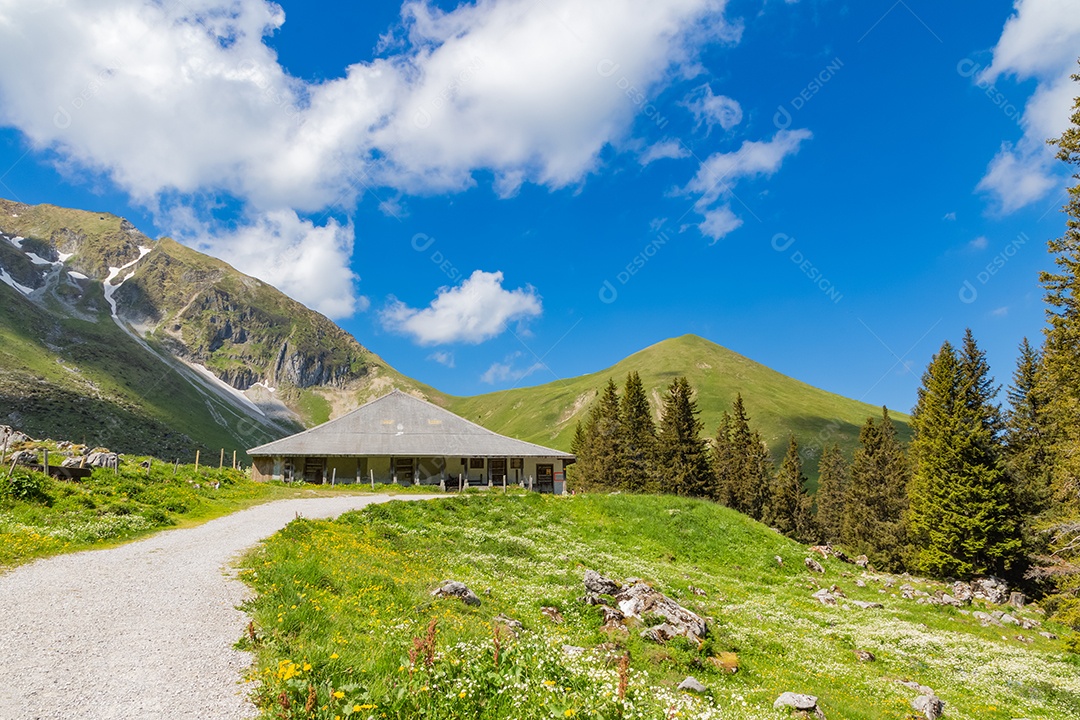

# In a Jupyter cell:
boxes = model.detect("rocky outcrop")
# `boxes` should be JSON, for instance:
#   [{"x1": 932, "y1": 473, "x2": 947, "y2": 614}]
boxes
[
  {"x1": 774, "y1": 692, "x2": 826, "y2": 719},
  {"x1": 580, "y1": 570, "x2": 707, "y2": 644},
  {"x1": 431, "y1": 580, "x2": 481, "y2": 607}
]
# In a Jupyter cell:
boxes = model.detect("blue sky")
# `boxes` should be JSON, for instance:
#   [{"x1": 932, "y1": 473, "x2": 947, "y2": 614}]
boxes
[{"x1": 0, "y1": 0, "x2": 1077, "y2": 413}]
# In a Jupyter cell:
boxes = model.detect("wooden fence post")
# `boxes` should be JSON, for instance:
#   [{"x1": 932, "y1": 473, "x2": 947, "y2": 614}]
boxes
[
  {"x1": 195, "y1": 450, "x2": 200, "y2": 472},
  {"x1": 370, "y1": 468, "x2": 374, "y2": 490},
  {"x1": 219, "y1": 448, "x2": 224, "y2": 469},
  {"x1": 232, "y1": 450, "x2": 237, "y2": 470},
  {"x1": 43, "y1": 449, "x2": 49, "y2": 477}
]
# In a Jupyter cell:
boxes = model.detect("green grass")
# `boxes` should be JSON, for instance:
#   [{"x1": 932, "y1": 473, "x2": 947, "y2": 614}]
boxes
[
  {"x1": 443, "y1": 335, "x2": 911, "y2": 483},
  {"x1": 238, "y1": 493, "x2": 1077, "y2": 720},
  {"x1": 0, "y1": 456, "x2": 416, "y2": 569}
]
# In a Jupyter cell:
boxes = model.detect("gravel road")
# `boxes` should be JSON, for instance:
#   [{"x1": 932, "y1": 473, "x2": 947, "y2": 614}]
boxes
[{"x1": 0, "y1": 493, "x2": 440, "y2": 720}]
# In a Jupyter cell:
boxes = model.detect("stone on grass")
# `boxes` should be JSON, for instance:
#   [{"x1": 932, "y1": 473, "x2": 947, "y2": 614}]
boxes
[
  {"x1": 850, "y1": 600, "x2": 883, "y2": 610},
  {"x1": 1009, "y1": 591, "x2": 1027, "y2": 609},
  {"x1": 855, "y1": 555, "x2": 870, "y2": 569},
  {"x1": 971, "y1": 576, "x2": 1010, "y2": 605},
  {"x1": 494, "y1": 614, "x2": 522, "y2": 635},
  {"x1": 10, "y1": 449, "x2": 36, "y2": 465},
  {"x1": 775, "y1": 555, "x2": 784, "y2": 566},
  {"x1": 912, "y1": 693, "x2": 945, "y2": 720},
  {"x1": 854, "y1": 649, "x2": 875, "y2": 662},
  {"x1": 811, "y1": 588, "x2": 838, "y2": 606},
  {"x1": 86, "y1": 451, "x2": 119, "y2": 469},
  {"x1": 431, "y1": 580, "x2": 481, "y2": 606},
  {"x1": 561, "y1": 645, "x2": 586, "y2": 656},
  {"x1": 678, "y1": 676, "x2": 707, "y2": 693},
  {"x1": 951, "y1": 581, "x2": 974, "y2": 604},
  {"x1": 1040, "y1": 631, "x2": 1058, "y2": 640},
  {"x1": 689, "y1": 585, "x2": 707, "y2": 597},
  {"x1": 584, "y1": 569, "x2": 621, "y2": 596},
  {"x1": 804, "y1": 557, "x2": 825, "y2": 574},
  {"x1": 774, "y1": 692, "x2": 826, "y2": 719}
]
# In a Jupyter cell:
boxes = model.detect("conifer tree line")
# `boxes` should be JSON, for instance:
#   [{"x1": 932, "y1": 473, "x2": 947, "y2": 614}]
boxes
[{"x1": 571, "y1": 66, "x2": 1080, "y2": 622}]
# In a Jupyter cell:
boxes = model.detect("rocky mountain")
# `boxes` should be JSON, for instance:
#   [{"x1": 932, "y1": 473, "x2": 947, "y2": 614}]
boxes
[{"x1": 0, "y1": 198, "x2": 431, "y2": 458}]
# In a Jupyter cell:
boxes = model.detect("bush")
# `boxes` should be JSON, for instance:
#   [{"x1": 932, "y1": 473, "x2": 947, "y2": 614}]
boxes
[
  {"x1": 1053, "y1": 598, "x2": 1080, "y2": 631},
  {"x1": 0, "y1": 470, "x2": 52, "y2": 505}
]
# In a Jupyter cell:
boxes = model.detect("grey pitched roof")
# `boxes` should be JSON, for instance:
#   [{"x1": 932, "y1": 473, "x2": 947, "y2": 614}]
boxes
[{"x1": 248, "y1": 389, "x2": 574, "y2": 459}]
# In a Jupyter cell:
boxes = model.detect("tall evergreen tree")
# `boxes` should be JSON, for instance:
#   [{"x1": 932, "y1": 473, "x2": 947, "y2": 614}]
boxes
[
  {"x1": 841, "y1": 408, "x2": 910, "y2": 571},
  {"x1": 654, "y1": 377, "x2": 712, "y2": 497},
  {"x1": 571, "y1": 379, "x2": 622, "y2": 490},
  {"x1": 1034, "y1": 62, "x2": 1080, "y2": 596},
  {"x1": 618, "y1": 372, "x2": 657, "y2": 493},
  {"x1": 815, "y1": 444, "x2": 849, "y2": 544},
  {"x1": 713, "y1": 395, "x2": 770, "y2": 519},
  {"x1": 763, "y1": 436, "x2": 816, "y2": 542},
  {"x1": 1039, "y1": 62, "x2": 1080, "y2": 510},
  {"x1": 907, "y1": 338, "x2": 1021, "y2": 578},
  {"x1": 1005, "y1": 338, "x2": 1053, "y2": 524},
  {"x1": 710, "y1": 411, "x2": 737, "y2": 505}
]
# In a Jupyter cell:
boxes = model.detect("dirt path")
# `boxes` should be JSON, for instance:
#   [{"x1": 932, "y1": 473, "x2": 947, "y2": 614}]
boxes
[{"x1": 0, "y1": 494, "x2": 440, "y2": 720}]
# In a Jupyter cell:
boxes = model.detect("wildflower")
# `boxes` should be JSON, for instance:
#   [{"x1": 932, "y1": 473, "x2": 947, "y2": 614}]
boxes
[
  {"x1": 333, "y1": 691, "x2": 344, "y2": 699},
  {"x1": 353, "y1": 705, "x2": 361, "y2": 712},
  {"x1": 303, "y1": 663, "x2": 312, "y2": 671},
  {"x1": 330, "y1": 653, "x2": 339, "y2": 659},
  {"x1": 565, "y1": 710, "x2": 577, "y2": 718},
  {"x1": 459, "y1": 691, "x2": 467, "y2": 698}
]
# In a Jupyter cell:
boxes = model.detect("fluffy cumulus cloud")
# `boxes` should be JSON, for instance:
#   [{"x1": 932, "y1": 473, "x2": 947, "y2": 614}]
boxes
[
  {"x1": 0, "y1": 0, "x2": 737, "y2": 320},
  {"x1": 380, "y1": 270, "x2": 542, "y2": 345},
  {"x1": 191, "y1": 210, "x2": 366, "y2": 319},
  {"x1": 682, "y1": 129, "x2": 812, "y2": 242},
  {"x1": 975, "y1": 0, "x2": 1080, "y2": 212}
]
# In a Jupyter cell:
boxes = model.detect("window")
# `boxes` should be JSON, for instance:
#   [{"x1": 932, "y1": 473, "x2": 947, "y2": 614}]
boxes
[
  {"x1": 469, "y1": 458, "x2": 485, "y2": 469},
  {"x1": 510, "y1": 458, "x2": 524, "y2": 469}
]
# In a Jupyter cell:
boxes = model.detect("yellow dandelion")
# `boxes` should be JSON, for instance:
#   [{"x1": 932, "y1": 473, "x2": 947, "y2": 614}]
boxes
[
  {"x1": 459, "y1": 691, "x2": 467, "y2": 698},
  {"x1": 333, "y1": 691, "x2": 344, "y2": 699},
  {"x1": 330, "y1": 653, "x2": 339, "y2": 659}
]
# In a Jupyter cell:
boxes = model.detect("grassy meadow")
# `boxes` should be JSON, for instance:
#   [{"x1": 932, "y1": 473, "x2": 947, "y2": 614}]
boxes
[
  {"x1": 0, "y1": 456, "x2": 415, "y2": 569},
  {"x1": 238, "y1": 493, "x2": 1078, "y2": 720}
]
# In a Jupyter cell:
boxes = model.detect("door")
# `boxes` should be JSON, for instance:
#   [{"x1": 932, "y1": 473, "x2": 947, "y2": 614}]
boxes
[
  {"x1": 536, "y1": 463, "x2": 554, "y2": 493},
  {"x1": 394, "y1": 457, "x2": 414, "y2": 483},
  {"x1": 303, "y1": 457, "x2": 325, "y2": 484},
  {"x1": 490, "y1": 458, "x2": 507, "y2": 486}
]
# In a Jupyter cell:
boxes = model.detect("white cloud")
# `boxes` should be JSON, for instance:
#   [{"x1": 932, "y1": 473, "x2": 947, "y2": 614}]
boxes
[
  {"x1": 381, "y1": 270, "x2": 542, "y2": 345},
  {"x1": 680, "y1": 128, "x2": 811, "y2": 239},
  {"x1": 991, "y1": 306, "x2": 1010, "y2": 317},
  {"x1": 974, "y1": 0, "x2": 1080, "y2": 211},
  {"x1": 480, "y1": 352, "x2": 545, "y2": 384},
  {"x1": 683, "y1": 83, "x2": 743, "y2": 134},
  {"x1": 428, "y1": 351, "x2": 455, "y2": 368},
  {"x1": 968, "y1": 235, "x2": 989, "y2": 251},
  {"x1": 191, "y1": 210, "x2": 366, "y2": 320},
  {"x1": 943, "y1": 212, "x2": 957, "y2": 221},
  {"x1": 697, "y1": 205, "x2": 743, "y2": 243},
  {"x1": 0, "y1": 0, "x2": 739, "y2": 317},
  {"x1": 639, "y1": 139, "x2": 690, "y2": 165}
]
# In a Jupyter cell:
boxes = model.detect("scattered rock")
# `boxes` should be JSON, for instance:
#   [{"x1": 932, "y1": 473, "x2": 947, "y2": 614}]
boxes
[
  {"x1": 774, "y1": 692, "x2": 826, "y2": 719},
  {"x1": 1019, "y1": 617, "x2": 1040, "y2": 630},
  {"x1": 584, "y1": 569, "x2": 621, "y2": 596},
  {"x1": 775, "y1": 555, "x2": 784, "y2": 566},
  {"x1": 971, "y1": 576, "x2": 1010, "y2": 605},
  {"x1": 855, "y1": 579, "x2": 866, "y2": 588},
  {"x1": 809, "y1": 545, "x2": 830, "y2": 559},
  {"x1": 431, "y1": 580, "x2": 481, "y2": 607},
  {"x1": 1009, "y1": 591, "x2": 1027, "y2": 609},
  {"x1": 912, "y1": 693, "x2": 945, "y2": 720},
  {"x1": 829, "y1": 585, "x2": 847, "y2": 598},
  {"x1": 617, "y1": 581, "x2": 707, "y2": 643},
  {"x1": 0, "y1": 426, "x2": 30, "y2": 446},
  {"x1": 599, "y1": 605, "x2": 625, "y2": 629},
  {"x1": 849, "y1": 600, "x2": 883, "y2": 610},
  {"x1": 85, "y1": 451, "x2": 119, "y2": 469},
  {"x1": 854, "y1": 649, "x2": 875, "y2": 662},
  {"x1": 897, "y1": 680, "x2": 935, "y2": 696},
  {"x1": 882, "y1": 577, "x2": 895, "y2": 588},
  {"x1": 811, "y1": 588, "x2": 838, "y2": 606},
  {"x1": 10, "y1": 449, "x2": 37, "y2": 465},
  {"x1": 1040, "y1": 631, "x2": 1058, "y2": 640},
  {"x1": 804, "y1": 557, "x2": 825, "y2": 574},
  {"x1": 951, "y1": 581, "x2": 974, "y2": 604},
  {"x1": 936, "y1": 591, "x2": 962, "y2": 607},
  {"x1": 541, "y1": 606, "x2": 564, "y2": 624},
  {"x1": 60, "y1": 456, "x2": 85, "y2": 468},
  {"x1": 1001, "y1": 613, "x2": 1020, "y2": 626},
  {"x1": 1015, "y1": 634, "x2": 1033, "y2": 643},
  {"x1": 561, "y1": 645, "x2": 586, "y2": 656},
  {"x1": 972, "y1": 610, "x2": 1001, "y2": 627},
  {"x1": 855, "y1": 555, "x2": 870, "y2": 569},
  {"x1": 579, "y1": 593, "x2": 606, "y2": 606},
  {"x1": 677, "y1": 676, "x2": 707, "y2": 693},
  {"x1": 689, "y1": 585, "x2": 707, "y2": 597},
  {"x1": 494, "y1": 614, "x2": 522, "y2": 635}
]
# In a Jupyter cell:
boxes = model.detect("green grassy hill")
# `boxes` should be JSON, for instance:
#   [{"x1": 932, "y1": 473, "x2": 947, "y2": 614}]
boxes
[
  {"x1": 446, "y1": 335, "x2": 910, "y2": 475},
  {"x1": 240, "y1": 492, "x2": 1078, "y2": 720}
]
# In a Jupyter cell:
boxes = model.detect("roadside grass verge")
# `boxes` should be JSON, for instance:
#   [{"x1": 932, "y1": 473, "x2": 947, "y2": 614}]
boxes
[
  {"x1": 0, "y1": 459, "x2": 415, "y2": 569},
  {"x1": 238, "y1": 493, "x2": 1080, "y2": 720}
]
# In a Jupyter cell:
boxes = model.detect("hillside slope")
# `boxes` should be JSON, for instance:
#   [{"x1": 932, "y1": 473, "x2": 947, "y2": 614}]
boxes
[{"x1": 446, "y1": 335, "x2": 910, "y2": 474}]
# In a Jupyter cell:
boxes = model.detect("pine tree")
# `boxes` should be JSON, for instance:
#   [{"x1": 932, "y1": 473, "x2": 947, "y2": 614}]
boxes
[
  {"x1": 618, "y1": 372, "x2": 657, "y2": 493},
  {"x1": 713, "y1": 395, "x2": 770, "y2": 519},
  {"x1": 907, "y1": 338, "x2": 1021, "y2": 578},
  {"x1": 571, "y1": 380, "x2": 622, "y2": 490},
  {"x1": 764, "y1": 436, "x2": 816, "y2": 542},
  {"x1": 1034, "y1": 62, "x2": 1080, "y2": 596},
  {"x1": 1005, "y1": 338, "x2": 1053, "y2": 523},
  {"x1": 1039, "y1": 62, "x2": 1080, "y2": 510},
  {"x1": 815, "y1": 444, "x2": 848, "y2": 544},
  {"x1": 654, "y1": 377, "x2": 712, "y2": 497},
  {"x1": 841, "y1": 408, "x2": 910, "y2": 571}
]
